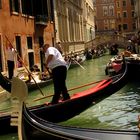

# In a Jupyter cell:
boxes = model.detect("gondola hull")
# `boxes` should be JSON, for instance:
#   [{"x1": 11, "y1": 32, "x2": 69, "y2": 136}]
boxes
[
  {"x1": 22, "y1": 104, "x2": 140, "y2": 140},
  {"x1": 0, "y1": 60, "x2": 128, "y2": 134},
  {"x1": 105, "y1": 54, "x2": 140, "y2": 79},
  {"x1": 27, "y1": 78, "x2": 52, "y2": 91},
  {"x1": 0, "y1": 72, "x2": 53, "y2": 92}
]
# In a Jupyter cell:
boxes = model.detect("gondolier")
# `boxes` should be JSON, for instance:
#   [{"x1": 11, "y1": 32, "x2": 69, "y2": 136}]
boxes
[
  {"x1": 6, "y1": 44, "x2": 16, "y2": 79},
  {"x1": 42, "y1": 43, "x2": 70, "y2": 104}
]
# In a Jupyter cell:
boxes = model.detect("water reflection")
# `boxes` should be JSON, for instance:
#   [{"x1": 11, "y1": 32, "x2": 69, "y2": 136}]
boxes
[{"x1": 61, "y1": 81, "x2": 140, "y2": 131}]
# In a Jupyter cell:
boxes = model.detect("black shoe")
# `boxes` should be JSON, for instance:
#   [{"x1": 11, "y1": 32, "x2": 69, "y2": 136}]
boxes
[
  {"x1": 48, "y1": 101, "x2": 58, "y2": 105},
  {"x1": 62, "y1": 96, "x2": 70, "y2": 101}
]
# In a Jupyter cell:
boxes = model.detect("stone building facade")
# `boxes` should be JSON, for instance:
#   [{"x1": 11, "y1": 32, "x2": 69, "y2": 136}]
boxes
[
  {"x1": 94, "y1": 0, "x2": 136, "y2": 36},
  {"x1": 134, "y1": 0, "x2": 140, "y2": 31},
  {"x1": 53, "y1": 0, "x2": 95, "y2": 54},
  {"x1": 0, "y1": 0, "x2": 54, "y2": 74},
  {"x1": 0, "y1": 0, "x2": 95, "y2": 75},
  {"x1": 94, "y1": 0, "x2": 116, "y2": 35},
  {"x1": 115, "y1": 0, "x2": 136, "y2": 36}
]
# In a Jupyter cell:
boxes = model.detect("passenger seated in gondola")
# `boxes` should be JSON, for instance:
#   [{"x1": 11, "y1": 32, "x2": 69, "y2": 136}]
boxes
[
  {"x1": 105, "y1": 55, "x2": 123, "y2": 76},
  {"x1": 30, "y1": 65, "x2": 40, "y2": 72},
  {"x1": 30, "y1": 65, "x2": 43, "y2": 82},
  {"x1": 40, "y1": 71, "x2": 51, "y2": 81},
  {"x1": 110, "y1": 44, "x2": 119, "y2": 55},
  {"x1": 64, "y1": 55, "x2": 71, "y2": 62},
  {"x1": 74, "y1": 54, "x2": 82, "y2": 62},
  {"x1": 17, "y1": 71, "x2": 31, "y2": 83},
  {"x1": 68, "y1": 52, "x2": 82, "y2": 63},
  {"x1": 84, "y1": 48, "x2": 92, "y2": 60},
  {"x1": 127, "y1": 40, "x2": 136, "y2": 54}
]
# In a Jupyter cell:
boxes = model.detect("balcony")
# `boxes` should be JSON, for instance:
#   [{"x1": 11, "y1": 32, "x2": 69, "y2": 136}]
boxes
[{"x1": 35, "y1": 15, "x2": 48, "y2": 26}]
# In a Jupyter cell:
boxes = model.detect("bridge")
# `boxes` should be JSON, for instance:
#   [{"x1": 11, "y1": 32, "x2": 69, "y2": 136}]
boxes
[{"x1": 85, "y1": 34, "x2": 129, "y2": 50}]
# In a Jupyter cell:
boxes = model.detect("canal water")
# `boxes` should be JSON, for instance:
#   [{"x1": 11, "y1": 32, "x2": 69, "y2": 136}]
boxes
[{"x1": 0, "y1": 54, "x2": 140, "y2": 139}]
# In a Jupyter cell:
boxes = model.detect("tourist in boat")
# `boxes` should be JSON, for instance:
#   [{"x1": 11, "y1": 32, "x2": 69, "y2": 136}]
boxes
[
  {"x1": 84, "y1": 48, "x2": 93, "y2": 60},
  {"x1": 6, "y1": 43, "x2": 16, "y2": 79},
  {"x1": 42, "y1": 43, "x2": 70, "y2": 104},
  {"x1": 110, "y1": 43, "x2": 119, "y2": 55},
  {"x1": 127, "y1": 40, "x2": 136, "y2": 54}
]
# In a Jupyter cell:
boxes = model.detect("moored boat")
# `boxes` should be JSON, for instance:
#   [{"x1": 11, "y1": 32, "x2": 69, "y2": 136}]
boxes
[
  {"x1": 105, "y1": 53, "x2": 140, "y2": 79},
  {"x1": 0, "y1": 71, "x2": 53, "y2": 92},
  {"x1": 65, "y1": 54, "x2": 86, "y2": 69}
]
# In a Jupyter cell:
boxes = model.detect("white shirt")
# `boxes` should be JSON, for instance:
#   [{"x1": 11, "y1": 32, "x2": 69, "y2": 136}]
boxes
[
  {"x1": 7, "y1": 48, "x2": 15, "y2": 61},
  {"x1": 45, "y1": 47, "x2": 66, "y2": 69}
]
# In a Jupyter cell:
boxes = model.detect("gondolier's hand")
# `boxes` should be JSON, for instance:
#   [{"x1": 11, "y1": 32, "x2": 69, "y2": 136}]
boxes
[
  {"x1": 43, "y1": 63, "x2": 52, "y2": 77},
  {"x1": 47, "y1": 69, "x2": 52, "y2": 78}
]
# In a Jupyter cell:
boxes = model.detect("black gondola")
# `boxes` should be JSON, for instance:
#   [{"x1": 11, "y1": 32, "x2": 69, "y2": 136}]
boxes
[
  {"x1": 105, "y1": 54, "x2": 140, "y2": 79},
  {"x1": 0, "y1": 57, "x2": 76, "y2": 92},
  {"x1": 22, "y1": 103, "x2": 140, "y2": 140},
  {"x1": 0, "y1": 59, "x2": 128, "y2": 134},
  {"x1": 0, "y1": 71, "x2": 53, "y2": 92}
]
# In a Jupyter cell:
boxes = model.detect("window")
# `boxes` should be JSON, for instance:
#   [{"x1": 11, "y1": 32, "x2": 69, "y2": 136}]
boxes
[
  {"x1": 39, "y1": 37, "x2": 44, "y2": 71},
  {"x1": 123, "y1": 24, "x2": 128, "y2": 30},
  {"x1": 15, "y1": 36, "x2": 22, "y2": 68},
  {"x1": 33, "y1": 0, "x2": 48, "y2": 17},
  {"x1": 132, "y1": 11, "x2": 135, "y2": 17},
  {"x1": 39, "y1": 37, "x2": 44, "y2": 47},
  {"x1": 21, "y1": 0, "x2": 33, "y2": 16},
  {"x1": 10, "y1": 0, "x2": 20, "y2": 13},
  {"x1": 132, "y1": 23, "x2": 136, "y2": 30},
  {"x1": 131, "y1": 0, "x2": 134, "y2": 5},
  {"x1": 49, "y1": 0, "x2": 54, "y2": 22},
  {"x1": 68, "y1": 8, "x2": 74, "y2": 41},
  {"x1": 118, "y1": 24, "x2": 122, "y2": 31},
  {"x1": 110, "y1": 20, "x2": 115, "y2": 30},
  {"x1": 28, "y1": 52, "x2": 34, "y2": 69},
  {"x1": 123, "y1": 11, "x2": 127, "y2": 18},
  {"x1": 27, "y1": 37, "x2": 33, "y2": 49},
  {"x1": 116, "y1": 2, "x2": 120, "y2": 8},
  {"x1": 104, "y1": 20, "x2": 109, "y2": 30},
  {"x1": 0, "y1": 0, "x2": 2, "y2": 9},
  {"x1": 27, "y1": 36, "x2": 34, "y2": 69},
  {"x1": 103, "y1": 6, "x2": 108, "y2": 16},
  {"x1": 117, "y1": 12, "x2": 121, "y2": 18},
  {"x1": 122, "y1": 0, "x2": 126, "y2": 7},
  {"x1": 109, "y1": 6, "x2": 114, "y2": 16}
]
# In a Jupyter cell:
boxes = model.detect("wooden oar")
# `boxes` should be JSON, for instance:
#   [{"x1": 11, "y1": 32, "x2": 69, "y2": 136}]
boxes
[
  {"x1": 33, "y1": 94, "x2": 54, "y2": 102},
  {"x1": 67, "y1": 79, "x2": 108, "y2": 91},
  {"x1": 33, "y1": 68, "x2": 122, "y2": 102},
  {"x1": 33, "y1": 78, "x2": 111, "y2": 102},
  {"x1": 5, "y1": 35, "x2": 44, "y2": 96},
  {"x1": 73, "y1": 59, "x2": 86, "y2": 70}
]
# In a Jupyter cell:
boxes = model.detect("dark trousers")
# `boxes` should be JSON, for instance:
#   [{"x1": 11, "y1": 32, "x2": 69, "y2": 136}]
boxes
[
  {"x1": 7, "y1": 60, "x2": 14, "y2": 79},
  {"x1": 51, "y1": 66, "x2": 70, "y2": 104}
]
